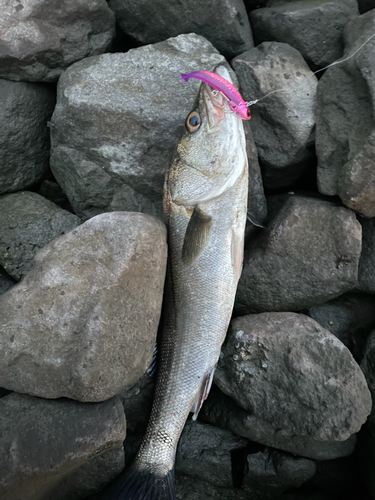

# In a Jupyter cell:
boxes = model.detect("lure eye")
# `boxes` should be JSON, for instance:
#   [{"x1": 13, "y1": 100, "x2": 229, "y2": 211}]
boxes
[{"x1": 186, "y1": 111, "x2": 201, "y2": 132}]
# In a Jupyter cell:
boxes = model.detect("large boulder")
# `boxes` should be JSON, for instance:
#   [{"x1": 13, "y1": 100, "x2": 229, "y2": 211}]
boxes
[
  {"x1": 232, "y1": 42, "x2": 317, "y2": 190},
  {"x1": 250, "y1": 0, "x2": 359, "y2": 68},
  {"x1": 0, "y1": 192, "x2": 80, "y2": 280},
  {"x1": 215, "y1": 313, "x2": 371, "y2": 442},
  {"x1": 316, "y1": 11, "x2": 375, "y2": 217},
  {"x1": 235, "y1": 194, "x2": 362, "y2": 313},
  {"x1": 108, "y1": 0, "x2": 253, "y2": 60},
  {"x1": 0, "y1": 212, "x2": 167, "y2": 402},
  {"x1": 0, "y1": 393, "x2": 125, "y2": 500},
  {"x1": 0, "y1": 0, "x2": 115, "y2": 82},
  {"x1": 0, "y1": 80, "x2": 55, "y2": 194}
]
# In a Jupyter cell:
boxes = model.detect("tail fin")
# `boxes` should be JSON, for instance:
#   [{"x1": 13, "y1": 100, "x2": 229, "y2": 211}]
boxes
[
  {"x1": 180, "y1": 73, "x2": 190, "y2": 82},
  {"x1": 98, "y1": 466, "x2": 175, "y2": 500}
]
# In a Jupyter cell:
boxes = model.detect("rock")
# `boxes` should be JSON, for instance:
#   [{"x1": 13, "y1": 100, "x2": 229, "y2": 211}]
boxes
[
  {"x1": 176, "y1": 420, "x2": 247, "y2": 489},
  {"x1": 50, "y1": 34, "x2": 233, "y2": 220},
  {"x1": 0, "y1": 393, "x2": 125, "y2": 500},
  {"x1": 38, "y1": 179, "x2": 72, "y2": 211},
  {"x1": 200, "y1": 386, "x2": 357, "y2": 460},
  {"x1": 0, "y1": 80, "x2": 55, "y2": 194},
  {"x1": 361, "y1": 328, "x2": 375, "y2": 402},
  {"x1": 280, "y1": 492, "x2": 336, "y2": 500},
  {"x1": 235, "y1": 194, "x2": 362, "y2": 313},
  {"x1": 108, "y1": 0, "x2": 253, "y2": 60},
  {"x1": 356, "y1": 217, "x2": 375, "y2": 293},
  {"x1": 232, "y1": 42, "x2": 317, "y2": 190},
  {"x1": 250, "y1": 0, "x2": 359, "y2": 68},
  {"x1": 175, "y1": 474, "x2": 247, "y2": 500},
  {"x1": 0, "y1": 267, "x2": 16, "y2": 296},
  {"x1": 0, "y1": 192, "x2": 80, "y2": 280},
  {"x1": 0, "y1": 212, "x2": 167, "y2": 402},
  {"x1": 0, "y1": 0, "x2": 115, "y2": 82},
  {"x1": 215, "y1": 313, "x2": 371, "y2": 442},
  {"x1": 305, "y1": 293, "x2": 375, "y2": 362},
  {"x1": 316, "y1": 11, "x2": 375, "y2": 217}
]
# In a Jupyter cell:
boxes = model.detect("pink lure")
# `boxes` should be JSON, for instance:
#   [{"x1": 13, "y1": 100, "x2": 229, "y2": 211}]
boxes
[{"x1": 181, "y1": 70, "x2": 251, "y2": 120}]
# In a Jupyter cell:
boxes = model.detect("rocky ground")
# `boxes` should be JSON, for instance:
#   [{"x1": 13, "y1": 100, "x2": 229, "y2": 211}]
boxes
[{"x1": 0, "y1": 0, "x2": 375, "y2": 499}]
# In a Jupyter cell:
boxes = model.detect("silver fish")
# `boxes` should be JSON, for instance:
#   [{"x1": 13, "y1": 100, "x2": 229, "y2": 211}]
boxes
[{"x1": 99, "y1": 65, "x2": 248, "y2": 499}]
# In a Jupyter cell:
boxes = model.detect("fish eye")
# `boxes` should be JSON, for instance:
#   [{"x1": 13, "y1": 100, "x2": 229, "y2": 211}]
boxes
[{"x1": 186, "y1": 111, "x2": 201, "y2": 132}]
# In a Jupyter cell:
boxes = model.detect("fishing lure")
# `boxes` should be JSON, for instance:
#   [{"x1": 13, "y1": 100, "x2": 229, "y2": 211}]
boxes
[{"x1": 181, "y1": 70, "x2": 251, "y2": 120}]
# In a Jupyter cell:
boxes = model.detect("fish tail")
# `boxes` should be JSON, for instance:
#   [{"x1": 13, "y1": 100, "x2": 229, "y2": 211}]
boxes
[
  {"x1": 180, "y1": 73, "x2": 190, "y2": 82},
  {"x1": 98, "y1": 465, "x2": 175, "y2": 500}
]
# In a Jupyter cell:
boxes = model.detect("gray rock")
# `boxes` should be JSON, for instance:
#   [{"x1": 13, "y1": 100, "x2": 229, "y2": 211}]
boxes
[
  {"x1": 0, "y1": 212, "x2": 167, "y2": 402},
  {"x1": 357, "y1": 217, "x2": 375, "y2": 293},
  {"x1": 50, "y1": 34, "x2": 233, "y2": 220},
  {"x1": 0, "y1": 267, "x2": 15, "y2": 296},
  {"x1": 215, "y1": 313, "x2": 371, "y2": 441},
  {"x1": 305, "y1": 293, "x2": 375, "y2": 361},
  {"x1": 235, "y1": 194, "x2": 362, "y2": 313},
  {"x1": 316, "y1": 11, "x2": 375, "y2": 217},
  {"x1": 0, "y1": 80, "x2": 55, "y2": 194},
  {"x1": 250, "y1": 0, "x2": 359, "y2": 68},
  {"x1": 361, "y1": 328, "x2": 375, "y2": 402},
  {"x1": 0, "y1": 393, "x2": 125, "y2": 500},
  {"x1": 0, "y1": 0, "x2": 115, "y2": 82},
  {"x1": 175, "y1": 475, "x2": 247, "y2": 500},
  {"x1": 0, "y1": 192, "x2": 80, "y2": 280},
  {"x1": 232, "y1": 42, "x2": 317, "y2": 190},
  {"x1": 108, "y1": 0, "x2": 253, "y2": 60},
  {"x1": 176, "y1": 420, "x2": 247, "y2": 489},
  {"x1": 200, "y1": 386, "x2": 357, "y2": 460}
]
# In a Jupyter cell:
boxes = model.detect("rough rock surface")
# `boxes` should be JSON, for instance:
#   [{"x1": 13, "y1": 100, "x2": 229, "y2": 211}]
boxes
[
  {"x1": 50, "y1": 34, "x2": 235, "y2": 220},
  {"x1": 108, "y1": 0, "x2": 253, "y2": 60},
  {"x1": 0, "y1": 192, "x2": 80, "y2": 280},
  {"x1": 250, "y1": 0, "x2": 359, "y2": 68},
  {"x1": 356, "y1": 217, "x2": 375, "y2": 294},
  {"x1": 0, "y1": 212, "x2": 167, "y2": 402},
  {"x1": 0, "y1": 0, "x2": 115, "y2": 82},
  {"x1": 316, "y1": 11, "x2": 375, "y2": 216},
  {"x1": 232, "y1": 42, "x2": 317, "y2": 190},
  {"x1": 215, "y1": 313, "x2": 371, "y2": 442},
  {"x1": 0, "y1": 80, "x2": 55, "y2": 194},
  {"x1": 235, "y1": 194, "x2": 362, "y2": 313},
  {"x1": 305, "y1": 293, "x2": 375, "y2": 361},
  {"x1": 0, "y1": 393, "x2": 125, "y2": 500},
  {"x1": 0, "y1": 267, "x2": 15, "y2": 296},
  {"x1": 200, "y1": 386, "x2": 357, "y2": 460}
]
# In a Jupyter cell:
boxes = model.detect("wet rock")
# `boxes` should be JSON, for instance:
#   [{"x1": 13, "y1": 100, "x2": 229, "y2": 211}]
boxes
[
  {"x1": 250, "y1": 0, "x2": 359, "y2": 68},
  {"x1": 0, "y1": 267, "x2": 16, "y2": 296},
  {"x1": 50, "y1": 34, "x2": 232, "y2": 219},
  {"x1": 200, "y1": 386, "x2": 357, "y2": 461},
  {"x1": 232, "y1": 42, "x2": 317, "y2": 190},
  {"x1": 0, "y1": 212, "x2": 167, "y2": 402},
  {"x1": 215, "y1": 313, "x2": 371, "y2": 442},
  {"x1": 0, "y1": 192, "x2": 80, "y2": 281},
  {"x1": 0, "y1": 80, "x2": 55, "y2": 194},
  {"x1": 0, "y1": 0, "x2": 115, "y2": 82},
  {"x1": 305, "y1": 293, "x2": 375, "y2": 362},
  {"x1": 316, "y1": 11, "x2": 375, "y2": 217},
  {"x1": 357, "y1": 217, "x2": 375, "y2": 293},
  {"x1": 175, "y1": 474, "x2": 247, "y2": 500},
  {"x1": 0, "y1": 393, "x2": 125, "y2": 500},
  {"x1": 235, "y1": 194, "x2": 362, "y2": 313},
  {"x1": 108, "y1": 0, "x2": 253, "y2": 60},
  {"x1": 176, "y1": 420, "x2": 247, "y2": 488}
]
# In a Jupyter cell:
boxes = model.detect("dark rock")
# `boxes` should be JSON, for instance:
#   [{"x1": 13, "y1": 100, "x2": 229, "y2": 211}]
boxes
[
  {"x1": 0, "y1": 0, "x2": 115, "y2": 82},
  {"x1": 235, "y1": 194, "x2": 362, "y2": 313},
  {"x1": 316, "y1": 11, "x2": 375, "y2": 217},
  {"x1": 232, "y1": 42, "x2": 317, "y2": 190},
  {"x1": 175, "y1": 474, "x2": 247, "y2": 500},
  {"x1": 357, "y1": 217, "x2": 375, "y2": 293},
  {"x1": 0, "y1": 212, "x2": 167, "y2": 402},
  {"x1": 361, "y1": 328, "x2": 375, "y2": 402},
  {"x1": 305, "y1": 293, "x2": 375, "y2": 362},
  {"x1": 0, "y1": 393, "x2": 125, "y2": 500},
  {"x1": 215, "y1": 313, "x2": 371, "y2": 442},
  {"x1": 0, "y1": 80, "x2": 55, "y2": 194},
  {"x1": 200, "y1": 386, "x2": 357, "y2": 461},
  {"x1": 0, "y1": 192, "x2": 80, "y2": 280},
  {"x1": 280, "y1": 492, "x2": 336, "y2": 500},
  {"x1": 357, "y1": 413, "x2": 375, "y2": 498},
  {"x1": 0, "y1": 267, "x2": 16, "y2": 296},
  {"x1": 250, "y1": 0, "x2": 359, "y2": 68},
  {"x1": 108, "y1": 0, "x2": 253, "y2": 60},
  {"x1": 38, "y1": 179, "x2": 72, "y2": 211},
  {"x1": 50, "y1": 34, "x2": 233, "y2": 220}
]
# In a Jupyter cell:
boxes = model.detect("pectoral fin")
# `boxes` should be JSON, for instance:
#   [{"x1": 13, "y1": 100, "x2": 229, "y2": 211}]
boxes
[
  {"x1": 190, "y1": 366, "x2": 216, "y2": 420},
  {"x1": 182, "y1": 205, "x2": 212, "y2": 264}
]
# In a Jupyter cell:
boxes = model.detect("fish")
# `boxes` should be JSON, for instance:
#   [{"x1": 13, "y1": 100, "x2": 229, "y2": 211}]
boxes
[
  {"x1": 181, "y1": 69, "x2": 251, "y2": 120},
  {"x1": 98, "y1": 65, "x2": 248, "y2": 499}
]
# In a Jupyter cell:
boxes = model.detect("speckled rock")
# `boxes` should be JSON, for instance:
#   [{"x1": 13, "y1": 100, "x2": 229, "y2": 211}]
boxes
[{"x1": 0, "y1": 212, "x2": 167, "y2": 402}]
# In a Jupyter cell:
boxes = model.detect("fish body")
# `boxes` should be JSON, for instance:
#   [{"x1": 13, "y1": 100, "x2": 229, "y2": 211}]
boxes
[{"x1": 99, "y1": 65, "x2": 248, "y2": 499}]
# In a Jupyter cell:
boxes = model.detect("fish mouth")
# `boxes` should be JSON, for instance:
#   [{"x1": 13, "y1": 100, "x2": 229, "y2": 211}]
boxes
[{"x1": 202, "y1": 82, "x2": 228, "y2": 132}]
